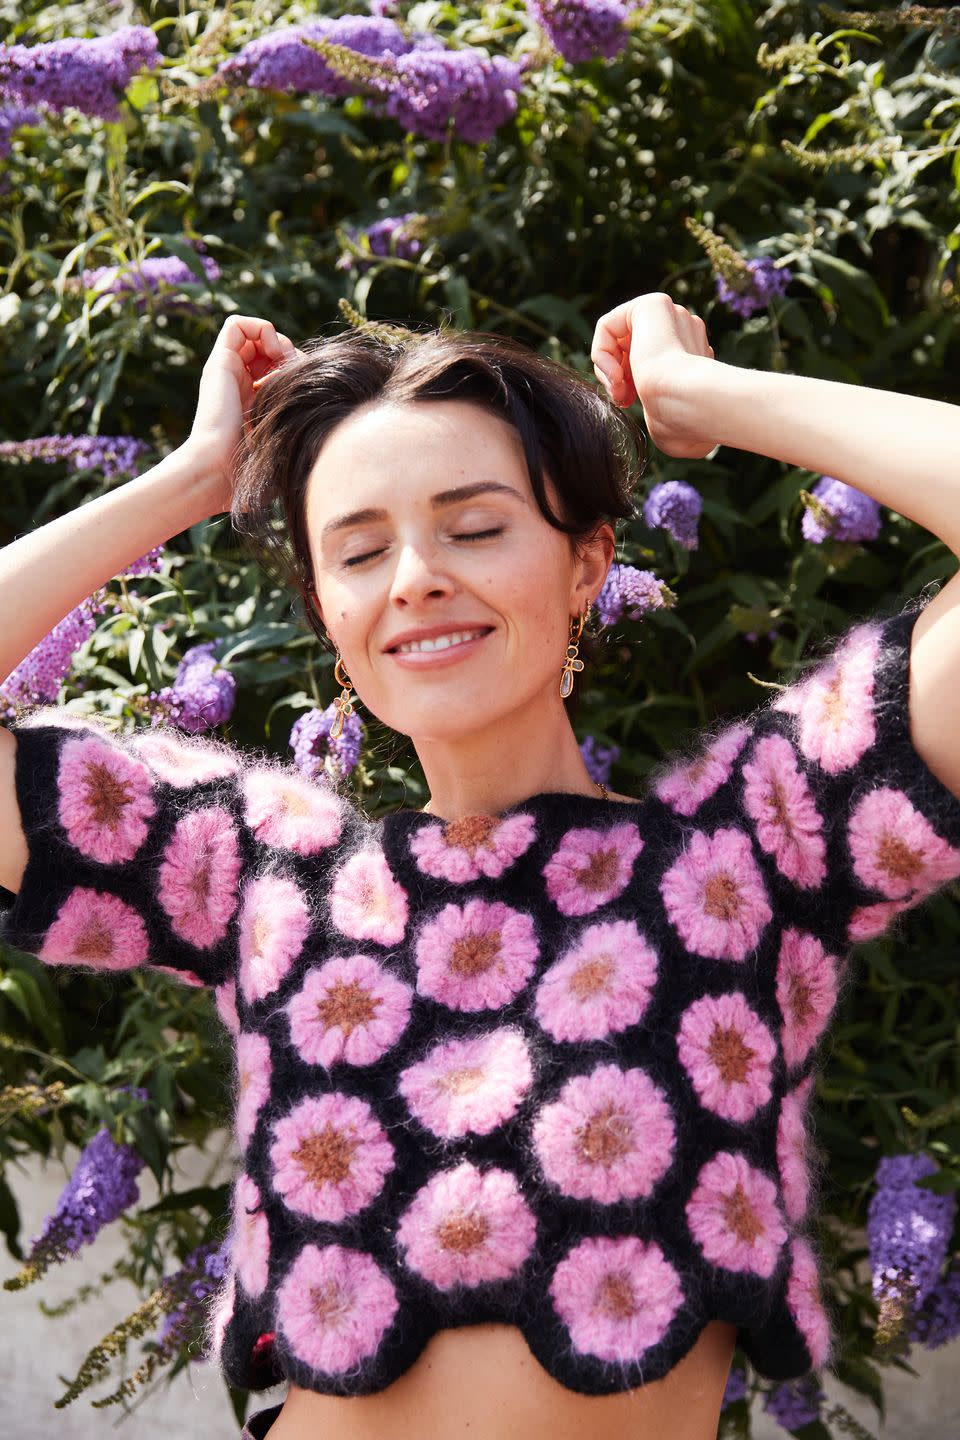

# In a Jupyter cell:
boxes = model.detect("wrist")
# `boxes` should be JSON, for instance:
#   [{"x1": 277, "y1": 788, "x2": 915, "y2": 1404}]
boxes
[{"x1": 146, "y1": 443, "x2": 230, "y2": 531}]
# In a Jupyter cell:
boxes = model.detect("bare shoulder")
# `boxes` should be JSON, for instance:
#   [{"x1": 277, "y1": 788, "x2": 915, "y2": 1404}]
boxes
[{"x1": 0, "y1": 726, "x2": 28, "y2": 894}]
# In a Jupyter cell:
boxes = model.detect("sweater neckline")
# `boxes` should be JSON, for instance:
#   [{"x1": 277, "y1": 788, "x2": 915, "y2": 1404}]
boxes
[{"x1": 380, "y1": 787, "x2": 646, "y2": 830}]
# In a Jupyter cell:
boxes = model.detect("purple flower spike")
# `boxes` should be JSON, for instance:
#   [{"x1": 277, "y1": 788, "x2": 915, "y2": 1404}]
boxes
[
  {"x1": 24, "y1": 1128, "x2": 143, "y2": 1279},
  {"x1": 157, "y1": 1238, "x2": 232, "y2": 1360},
  {"x1": 762, "y1": 1377, "x2": 825, "y2": 1429},
  {"x1": 290, "y1": 703, "x2": 363, "y2": 780},
  {"x1": 0, "y1": 595, "x2": 107, "y2": 716},
  {"x1": 0, "y1": 102, "x2": 39, "y2": 158},
  {"x1": 868, "y1": 1153, "x2": 957, "y2": 1337},
  {"x1": 801, "y1": 476, "x2": 882, "y2": 545},
  {"x1": 527, "y1": 1, "x2": 634, "y2": 64},
  {"x1": 721, "y1": 1367, "x2": 747, "y2": 1411},
  {"x1": 579, "y1": 736, "x2": 620, "y2": 786},
  {"x1": 0, "y1": 434, "x2": 148, "y2": 480},
  {"x1": 150, "y1": 643, "x2": 236, "y2": 733},
  {"x1": 715, "y1": 256, "x2": 791, "y2": 319},
  {"x1": 595, "y1": 564, "x2": 672, "y2": 626},
  {"x1": 219, "y1": 16, "x2": 412, "y2": 96},
  {"x1": 0, "y1": 27, "x2": 160, "y2": 121},
  {"x1": 381, "y1": 49, "x2": 524, "y2": 144},
  {"x1": 643, "y1": 480, "x2": 702, "y2": 550},
  {"x1": 910, "y1": 1263, "x2": 960, "y2": 1351},
  {"x1": 338, "y1": 213, "x2": 425, "y2": 272},
  {"x1": 122, "y1": 546, "x2": 165, "y2": 579},
  {"x1": 81, "y1": 251, "x2": 221, "y2": 304}
]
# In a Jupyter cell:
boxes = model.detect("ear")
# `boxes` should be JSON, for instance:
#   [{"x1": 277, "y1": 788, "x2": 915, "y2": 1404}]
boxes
[
  {"x1": 571, "y1": 523, "x2": 616, "y2": 615},
  {"x1": 305, "y1": 584, "x2": 327, "y2": 629}
]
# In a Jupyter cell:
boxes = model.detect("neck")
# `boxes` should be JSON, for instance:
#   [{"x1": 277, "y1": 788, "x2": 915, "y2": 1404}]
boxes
[{"x1": 414, "y1": 689, "x2": 599, "y2": 821}]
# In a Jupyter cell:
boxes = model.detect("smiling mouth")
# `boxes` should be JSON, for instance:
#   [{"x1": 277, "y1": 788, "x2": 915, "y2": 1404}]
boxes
[{"x1": 390, "y1": 628, "x2": 492, "y2": 655}]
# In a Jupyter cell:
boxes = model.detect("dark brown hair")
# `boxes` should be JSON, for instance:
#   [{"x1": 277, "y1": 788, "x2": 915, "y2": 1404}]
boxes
[{"x1": 231, "y1": 325, "x2": 646, "y2": 649}]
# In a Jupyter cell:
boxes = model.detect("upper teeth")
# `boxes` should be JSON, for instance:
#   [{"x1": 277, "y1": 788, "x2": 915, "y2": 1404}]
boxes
[{"x1": 396, "y1": 630, "x2": 485, "y2": 654}]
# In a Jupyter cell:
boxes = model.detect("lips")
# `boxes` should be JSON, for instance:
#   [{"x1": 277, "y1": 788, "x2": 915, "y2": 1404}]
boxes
[{"x1": 384, "y1": 625, "x2": 494, "y2": 655}]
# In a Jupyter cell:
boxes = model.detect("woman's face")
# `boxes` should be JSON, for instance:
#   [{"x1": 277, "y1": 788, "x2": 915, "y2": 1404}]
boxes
[{"x1": 304, "y1": 398, "x2": 612, "y2": 745}]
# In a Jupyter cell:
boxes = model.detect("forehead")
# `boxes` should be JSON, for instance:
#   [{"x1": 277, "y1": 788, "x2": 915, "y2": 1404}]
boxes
[{"x1": 305, "y1": 399, "x2": 530, "y2": 516}]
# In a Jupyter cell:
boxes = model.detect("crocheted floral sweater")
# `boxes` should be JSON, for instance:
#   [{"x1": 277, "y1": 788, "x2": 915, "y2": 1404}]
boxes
[{"x1": 4, "y1": 601, "x2": 960, "y2": 1400}]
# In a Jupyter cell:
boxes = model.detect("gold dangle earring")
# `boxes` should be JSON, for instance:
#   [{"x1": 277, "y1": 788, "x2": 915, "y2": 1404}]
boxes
[
  {"x1": 559, "y1": 611, "x2": 587, "y2": 700},
  {"x1": 329, "y1": 656, "x2": 356, "y2": 740}
]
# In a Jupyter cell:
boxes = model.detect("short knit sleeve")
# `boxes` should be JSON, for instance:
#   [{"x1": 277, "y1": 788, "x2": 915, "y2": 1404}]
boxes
[
  {"x1": 651, "y1": 599, "x2": 960, "y2": 964},
  {"x1": 0, "y1": 711, "x2": 350, "y2": 991}
]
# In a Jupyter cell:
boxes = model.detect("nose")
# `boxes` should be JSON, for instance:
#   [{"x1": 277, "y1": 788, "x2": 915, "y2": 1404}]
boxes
[{"x1": 388, "y1": 541, "x2": 456, "y2": 609}]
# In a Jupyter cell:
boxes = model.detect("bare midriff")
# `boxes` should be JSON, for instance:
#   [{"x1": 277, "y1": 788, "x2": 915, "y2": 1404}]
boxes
[{"x1": 264, "y1": 1319, "x2": 736, "y2": 1440}]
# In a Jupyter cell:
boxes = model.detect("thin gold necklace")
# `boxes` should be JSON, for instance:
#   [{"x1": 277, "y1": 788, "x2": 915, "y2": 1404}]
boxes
[{"x1": 596, "y1": 780, "x2": 611, "y2": 801}]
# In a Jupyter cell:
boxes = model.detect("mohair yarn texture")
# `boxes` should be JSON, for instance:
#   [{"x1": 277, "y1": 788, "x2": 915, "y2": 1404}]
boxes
[{"x1": 4, "y1": 601, "x2": 960, "y2": 1398}]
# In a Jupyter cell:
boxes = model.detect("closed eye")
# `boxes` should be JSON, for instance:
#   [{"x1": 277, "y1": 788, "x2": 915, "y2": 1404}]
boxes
[{"x1": 342, "y1": 529, "x2": 503, "y2": 568}]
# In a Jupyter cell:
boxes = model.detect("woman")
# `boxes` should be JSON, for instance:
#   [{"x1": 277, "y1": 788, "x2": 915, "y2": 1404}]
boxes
[{"x1": 1, "y1": 293, "x2": 959, "y2": 1440}]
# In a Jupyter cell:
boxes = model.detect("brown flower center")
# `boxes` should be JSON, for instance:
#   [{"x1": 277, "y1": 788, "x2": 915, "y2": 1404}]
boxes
[
  {"x1": 575, "y1": 846, "x2": 620, "y2": 893},
  {"x1": 310, "y1": 1281, "x2": 349, "y2": 1326},
  {"x1": 278, "y1": 787, "x2": 311, "y2": 818},
  {"x1": 436, "y1": 1065, "x2": 485, "y2": 1096},
  {"x1": 768, "y1": 778, "x2": 792, "y2": 832},
  {"x1": 82, "y1": 760, "x2": 134, "y2": 828},
  {"x1": 74, "y1": 915, "x2": 114, "y2": 961},
  {"x1": 250, "y1": 916, "x2": 271, "y2": 955},
  {"x1": 575, "y1": 1102, "x2": 634, "y2": 1167},
  {"x1": 569, "y1": 955, "x2": 614, "y2": 1000},
  {"x1": 787, "y1": 970, "x2": 813, "y2": 1028},
  {"x1": 707, "y1": 1024, "x2": 755, "y2": 1085},
  {"x1": 722, "y1": 1182, "x2": 764, "y2": 1244},
  {"x1": 442, "y1": 814, "x2": 500, "y2": 855},
  {"x1": 703, "y1": 872, "x2": 742, "y2": 921},
  {"x1": 436, "y1": 1209, "x2": 490, "y2": 1254},
  {"x1": 595, "y1": 1270, "x2": 636, "y2": 1320},
  {"x1": 450, "y1": 930, "x2": 501, "y2": 977},
  {"x1": 293, "y1": 1125, "x2": 359, "y2": 1186},
  {"x1": 876, "y1": 831, "x2": 924, "y2": 885},
  {"x1": 822, "y1": 671, "x2": 847, "y2": 725},
  {"x1": 316, "y1": 980, "x2": 380, "y2": 1036},
  {"x1": 189, "y1": 846, "x2": 213, "y2": 903}
]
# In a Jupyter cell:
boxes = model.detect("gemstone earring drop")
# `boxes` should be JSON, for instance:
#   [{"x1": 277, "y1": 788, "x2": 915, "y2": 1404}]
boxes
[
  {"x1": 559, "y1": 611, "x2": 587, "y2": 699},
  {"x1": 329, "y1": 656, "x2": 355, "y2": 739}
]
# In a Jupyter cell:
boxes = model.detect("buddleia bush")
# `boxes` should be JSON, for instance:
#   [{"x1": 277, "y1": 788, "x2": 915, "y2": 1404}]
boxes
[{"x1": 1, "y1": 2, "x2": 959, "y2": 1432}]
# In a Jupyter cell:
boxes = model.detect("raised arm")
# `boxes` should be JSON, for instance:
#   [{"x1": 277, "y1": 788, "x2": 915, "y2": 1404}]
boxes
[
  {"x1": 0, "y1": 316, "x2": 297, "y2": 894},
  {"x1": 591, "y1": 292, "x2": 960, "y2": 799}
]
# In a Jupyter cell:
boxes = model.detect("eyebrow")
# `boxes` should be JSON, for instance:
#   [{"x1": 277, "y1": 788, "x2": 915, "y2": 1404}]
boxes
[{"x1": 320, "y1": 481, "x2": 523, "y2": 541}]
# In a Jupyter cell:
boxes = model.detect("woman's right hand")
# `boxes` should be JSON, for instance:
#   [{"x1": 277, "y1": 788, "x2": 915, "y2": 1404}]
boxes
[{"x1": 186, "y1": 315, "x2": 300, "y2": 514}]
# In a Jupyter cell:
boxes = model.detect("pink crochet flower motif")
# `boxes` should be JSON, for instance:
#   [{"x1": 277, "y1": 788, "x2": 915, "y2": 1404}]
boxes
[
  {"x1": 543, "y1": 823, "x2": 643, "y2": 917},
  {"x1": 235, "y1": 1030, "x2": 272, "y2": 1150},
  {"x1": 398, "y1": 1028, "x2": 533, "y2": 1139},
  {"x1": 414, "y1": 898, "x2": 539, "y2": 1012},
  {"x1": 396, "y1": 1160, "x2": 537, "y2": 1291},
  {"x1": 242, "y1": 766, "x2": 343, "y2": 856},
  {"x1": 329, "y1": 849, "x2": 409, "y2": 946},
  {"x1": 206, "y1": 1273, "x2": 235, "y2": 1360},
  {"x1": 774, "y1": 623, "x2": 881, "y2": 774},
  {"x1": 676, "y1": 992, "x2": 776, "y2": 1124},
  {"x1": 269, "y1": 1092, "x2": 395, "y2": 1223},
  {"x1": 157, "y1": 806, "x2": 242, "y2": 949},
  {"x1": 741, "y1": 734, "x2": 827, "y2": 889},
  {"x1": 275, "y1": 1243, "x2": 399, "y2": 1376},
  {"x1": 533, "y1": 918, "x2": 658, "y2": 1043},
  {"x1": 549, "y1": 1235, "x2": 683, "y2": 1364},
  {"x1": 129, "y1": 729, "x2": 239, "y2": 787},
  {"x1": 39, "y1": 886, "x2": 149, "y2": 970},
  {"x1": 776, "y1": 928, "x2": 839, "y2": 1070},
  {"x1": 237, "y1": 873, "x2": 312, "y2": 1004},
  {"x1": 848, "y1": 788, "x2": 960, "y2": 901},
  {"x1": 532, "y1": 1063, "x2": 675, "y2": 1203},
  {"x1": 286, "y1": 954, "x2": 412, "y2": 1069},
  {"x1": 214, "y1": 978, "x2": 240, "y2": 1037},
  {"x1": 233, "y1": 1172, "x2": 270, "y2": 1298},
  {"x1": 777, "y1": 1076, "x2": 814, "y2": 1224},
  {"x1": 57, "y1": 734, "x2": 156, "y2": 864},
  {"x1": 686, "y1": 1151, "x2": 787, "y2": 1278},
  {"x1": 410, "y1": 812, "x2": 537, "y2": 883},
  {"x1": 653, "y1": 722, "x2": 751, "y2": 818},
  {"x1": 786, "y1": 1236, "x2": 831, "y2": 1368},
  {"x1": 660, "y1": 827, "x2": 772, "y2": 962},
  {"x1": 847, "y1": 899, "x2": 912, "y2": 943}
]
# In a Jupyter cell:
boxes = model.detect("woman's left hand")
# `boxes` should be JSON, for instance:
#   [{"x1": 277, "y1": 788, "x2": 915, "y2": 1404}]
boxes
[{"x1": 590, "y1": 292, "x2": 721, "y2": 459}]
